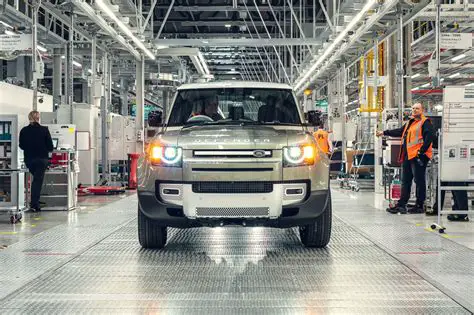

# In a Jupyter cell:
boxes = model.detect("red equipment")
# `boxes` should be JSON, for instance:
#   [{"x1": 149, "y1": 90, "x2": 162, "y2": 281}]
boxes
[
  {"x1": 77, "y1": 185, "x2": 126, "y2": 195},
  {"x1": 127, "y1": 153, "x2": 141, "y2": 190}
]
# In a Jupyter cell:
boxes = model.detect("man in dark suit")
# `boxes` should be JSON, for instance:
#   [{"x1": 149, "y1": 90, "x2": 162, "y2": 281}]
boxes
[{"x1": 19, "y1": 111, "x2": 54, "y2": 212}]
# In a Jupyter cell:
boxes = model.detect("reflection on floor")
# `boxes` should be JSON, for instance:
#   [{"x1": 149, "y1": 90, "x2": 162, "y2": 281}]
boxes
[
  {"x1": 0, "y1": 189, "x2": 472, "y2": 313},
  {"x1": 0, "y1": 192, "x2": 134, "y2": 247}
]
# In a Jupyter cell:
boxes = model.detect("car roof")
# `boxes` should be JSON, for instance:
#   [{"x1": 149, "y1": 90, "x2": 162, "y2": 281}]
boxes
[{"x1": 177, "y1": 81, "x2": 293, "y2": 91}]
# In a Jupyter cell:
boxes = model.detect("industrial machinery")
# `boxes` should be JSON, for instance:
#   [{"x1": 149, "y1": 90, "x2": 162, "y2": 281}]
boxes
[
  {"x1": 137, "y1": 81, "x2": 332, "y2": 249},
  {"x1": 0, "y1": 115, "x2": 26, "y2": 223},
  {"x1": 40, "y1": 124, "x2": 79, "y2": 210},
  {"x1": 56, "y1": 104, "x2": 100, "y2": 187}
]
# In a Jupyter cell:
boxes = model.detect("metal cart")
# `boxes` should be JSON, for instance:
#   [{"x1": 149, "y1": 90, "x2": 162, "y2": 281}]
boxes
[{"x1": 0, "y1": 168, "x2": 27, "y2": 224}]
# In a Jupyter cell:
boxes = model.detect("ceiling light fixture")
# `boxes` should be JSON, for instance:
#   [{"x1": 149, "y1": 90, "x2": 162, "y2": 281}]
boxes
[
  {"x1": 411, "y1": 73, "x2": 421, "y2": 79},
  {"x1": 466, "y1": 83, "x2": 474, "y2": 87},
  {"x1": 224, "y1": 24, "x2": 232, "y2": 28},
  {"x1": 73, "y1": 61, "x2": 82, "y2": 68},
  {"x1": 451, "y1": 54, "x2": 466, "y2": 62},
  {"x1": 37, "y1": 45, "x2": 47, "y2": 52},
  {"x1": 95, "y1": 0, "x2": 155, "y2": 60},
  {"x1": 5, "y1": 30, "x2": 15, "y2": 35},
  {"x1": 294, "y1": 0, "x2": 377, "y2": 92},
  {"x1": 421, "y1": 83, "x2": 430, "y2": 88},
  {"x1": 448, "y1": 72, "x2": 460, "y2": 78},
  {"x1": 0, "y1": 21, "x2": 13, "y2": 28}
]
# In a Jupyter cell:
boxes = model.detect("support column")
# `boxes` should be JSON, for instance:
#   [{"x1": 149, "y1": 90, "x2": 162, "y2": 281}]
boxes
[
  {"x1": 31, "y1": 1, "x2": 39, "y2": 110},
  {"x1": 136, "y1": 57, "x2": 145, "y2": 153},
  {"x1": 65, "y1": 42, "x2": 74, "y2": 121},
  {"x1": 89, "y1": 37, "x2": 97, "y2": 105},
  {"x1": 396, "y1": 11, "x2": 404, "y2": 126},
  {"x1": 405, "y1": 23, "x2": 413, "y2": 106},
  {"x1": 53, "y1": 49, "x2": 62, "y2": 107},
  {"x1": 120, "y1": 77, "x2": 128, "y2": 115},
  {"x1": 101, "y1": 54, "x2": 109, "y2": 181}
]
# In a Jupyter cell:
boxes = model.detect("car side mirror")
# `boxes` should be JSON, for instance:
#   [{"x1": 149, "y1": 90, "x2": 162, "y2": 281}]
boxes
[
  {"x1": 307, "y1": 110, "x2": 321, "y2": 126},
  {"x1": 148, "y1": 111, "x2": 163, "y2": 127}
]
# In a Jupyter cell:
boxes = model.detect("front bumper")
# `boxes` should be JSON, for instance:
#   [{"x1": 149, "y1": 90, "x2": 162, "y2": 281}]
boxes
[{"x1": 138, "y1": 181, "x2": 329, "y2": 228}]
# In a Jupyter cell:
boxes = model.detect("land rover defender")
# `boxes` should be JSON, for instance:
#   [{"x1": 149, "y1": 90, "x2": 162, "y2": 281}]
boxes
[{"x1": 137, "y1": 81, "x2": 331, "y2": 248}]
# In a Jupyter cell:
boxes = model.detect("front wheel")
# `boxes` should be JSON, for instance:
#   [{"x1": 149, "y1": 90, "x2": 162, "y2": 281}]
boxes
[
  {"x1": 299, "y1": 192, "x2": 332, "y2": 248},
  {"x1": 138, "y1": 206, "x2": 167, "y2": 249}
]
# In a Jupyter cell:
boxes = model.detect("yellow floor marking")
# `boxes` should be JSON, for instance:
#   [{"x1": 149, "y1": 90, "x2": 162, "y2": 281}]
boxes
[
  {"x1": 441, "y1": 234, "x2": 464, "y2": 239},
  {"x1": 0, "y1": 232, "x2": 18, "y2": 235}
]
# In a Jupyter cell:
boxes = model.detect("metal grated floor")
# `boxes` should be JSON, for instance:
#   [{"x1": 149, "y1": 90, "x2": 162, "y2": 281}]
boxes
[{"x1": 0, "y1": 216, "x2": 469, "y2": 314}]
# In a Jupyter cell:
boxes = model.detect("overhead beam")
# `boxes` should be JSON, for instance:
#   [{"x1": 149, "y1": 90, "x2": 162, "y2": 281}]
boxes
[
  {"x1": 153, "y1": 38, "x2": 321, "y2": 47},
  {"x1": 150, "y1": 5, "x2": 308, "y2": 11},
  {"x1": 162, "y1": 21, "x2": 326, "y2": 27},
  {"x1": 158, "y1": 32, "x2": 271, "y2": 38}
]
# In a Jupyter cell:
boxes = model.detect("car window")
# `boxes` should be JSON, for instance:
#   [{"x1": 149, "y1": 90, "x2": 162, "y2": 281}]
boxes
[{"x1": 167, "y1": 88, "x2": 302, "y2": 126}]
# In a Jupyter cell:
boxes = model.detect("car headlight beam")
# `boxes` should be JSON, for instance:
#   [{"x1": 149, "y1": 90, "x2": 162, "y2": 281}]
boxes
[
  {"x1": 283, "y1": 145, "x2": 315, "y2": 167},
  {"x1": 149, "y1": 145, "x2": 183, "y2": 166}
]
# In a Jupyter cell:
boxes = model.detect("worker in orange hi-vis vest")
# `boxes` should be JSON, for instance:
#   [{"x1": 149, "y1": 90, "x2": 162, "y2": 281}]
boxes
[
  {"x1": 376, "y1": 102, "x2": 435, "y2": 215},
  {"x1": 313, "y1": 123, "x2": 333, "y2": 155}
]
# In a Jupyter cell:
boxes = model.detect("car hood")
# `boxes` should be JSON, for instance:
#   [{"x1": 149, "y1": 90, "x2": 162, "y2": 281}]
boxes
[{"x1": 156, "y1": 125, "x2": 313, "y2": 150}]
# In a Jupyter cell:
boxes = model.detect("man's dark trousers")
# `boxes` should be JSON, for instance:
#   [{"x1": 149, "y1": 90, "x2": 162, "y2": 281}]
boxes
[
  {"x1": 26, "y1": 159, "x2": 48, "y2": 209},
  {"x1": 398, "y1": 158, "x2": 427, "y2": 206}
]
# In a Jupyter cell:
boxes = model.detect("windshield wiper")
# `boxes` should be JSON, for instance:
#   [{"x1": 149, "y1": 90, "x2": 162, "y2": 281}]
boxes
[{"x1": 257, "y1": 121, "x2": 302, "y2": 126}]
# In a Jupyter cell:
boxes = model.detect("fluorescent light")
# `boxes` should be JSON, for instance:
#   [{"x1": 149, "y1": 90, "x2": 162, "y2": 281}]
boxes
[
  {"x1": 231, "y1": 68, "x2": 235, "y2": 71},
  {"x1": 88, "y1": 69, "x2": 93, "y2": 74},
  {"x1": 451, "y1": 54, "x2": 466, "y2": 62},
  {"x1": 61, "y1": 55, "x2": 65, "y2": 59},
  {"x1": 411, "y1": 73, "x2": 421, "y2": 79},
  {"x1": 5, "y1": 30, "x2": 15, "y2": 35},
  {"x1": 224, "y1": 24, "x2": 232, "y2": 28},
  {"x1": 0, "y1": 21, "x2": 13, "y2": 28},
  {"x1": 294, "y1": 0, "x2": 377, "y2": 91},
  {"x1": 37, "y1": 45, "x2": 47, "y2": 52},
  {"x1": 466, "y1": 83, "x2": 474, "y2": 87},
  {"x1": 73, "y1": 61, "x2": 82, "y2": 68},
  {"x1": 95, "y1": 0, "x2": 155, "y2": 60},
  {"x1": 117, "y1": 84, "x2": 121, "y2": 88},
  {"x1": 421, "y1": 83, "x2": 430, "y2": 88},
  {"x1": 448, "y1": 72, "x2": 460, "y2": 78}
]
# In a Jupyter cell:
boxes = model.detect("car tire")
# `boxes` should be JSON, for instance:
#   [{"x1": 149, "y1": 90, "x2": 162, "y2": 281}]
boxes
[
  {"x1": 138, "y1": 206, "x2": 167, "y2": 249},
  {"x1": 299, "y1": 192, "x2": 332, "y2": 248}
]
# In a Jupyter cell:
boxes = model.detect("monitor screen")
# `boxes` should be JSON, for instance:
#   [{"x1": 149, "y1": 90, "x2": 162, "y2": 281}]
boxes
[{"x1": 52, "y1": 138, "x2": 58, "y2": 149}]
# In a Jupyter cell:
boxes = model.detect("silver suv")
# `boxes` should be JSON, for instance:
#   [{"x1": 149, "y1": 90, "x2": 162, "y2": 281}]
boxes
[{"x1": 137, "y1": 81, "x2": 331, "y2": 248}]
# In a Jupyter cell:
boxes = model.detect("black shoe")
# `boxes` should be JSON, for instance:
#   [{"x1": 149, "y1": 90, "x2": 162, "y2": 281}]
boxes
[
  {"x1": 408, "y1": 205, "x2": 425, "y2": 214},
  {"x1": 425, "y1": 210, "x2": 438, "y2": 216},
  {"x1": 447, "y1": 214, "x2": 469, "y2": 222},
  {"x1": 30, "y1": 206, "x2": 41, "y2": 212},
  {"x1": 387, "y1": 205, "x2": 407, "y2": 214}
]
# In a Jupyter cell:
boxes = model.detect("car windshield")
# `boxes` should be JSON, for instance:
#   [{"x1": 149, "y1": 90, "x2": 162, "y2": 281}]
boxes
[{"x1": 167, "y1": 87, "x2": 302, "y2": 127}]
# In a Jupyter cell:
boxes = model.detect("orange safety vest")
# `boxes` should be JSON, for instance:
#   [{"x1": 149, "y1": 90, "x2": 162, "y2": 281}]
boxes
[
  {"x1": 313, "y1": 129, "x2": 330, "y2": 154},
  {"x1": 400, "y1": 115, "x2": 433, "y2": 161}
]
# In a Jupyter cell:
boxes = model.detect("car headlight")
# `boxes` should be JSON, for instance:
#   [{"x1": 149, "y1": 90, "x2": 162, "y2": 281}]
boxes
[
  {"x1": 283, "y1": 145, "x2": 315, "y2": 167},
  {"x1": 149, "y1": 145, "x2": 183, "y2": 167}
]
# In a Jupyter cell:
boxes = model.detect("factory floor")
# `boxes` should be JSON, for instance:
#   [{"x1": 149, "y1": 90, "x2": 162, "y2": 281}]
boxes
[{"x1": 0, "y1": 187, "x2": 472, "y2": 314}]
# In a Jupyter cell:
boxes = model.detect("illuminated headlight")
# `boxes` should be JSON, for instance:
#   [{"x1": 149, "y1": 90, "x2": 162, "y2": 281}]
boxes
[
  {"x1": 283, "y1": 145, "x2": 315, "y2": 167},
  {"x1": 149, "y1": 145, "x2": 183, "y2": 167}
]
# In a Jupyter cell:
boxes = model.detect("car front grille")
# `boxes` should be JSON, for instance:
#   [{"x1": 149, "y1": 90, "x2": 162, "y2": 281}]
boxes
[
  {"x1": 195, "y1": 207, "x2": 270, "y2": 217},
  {"x1": 192, "y1": 181, "x2": 273, "y2": 194}
]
